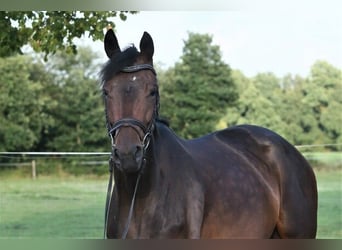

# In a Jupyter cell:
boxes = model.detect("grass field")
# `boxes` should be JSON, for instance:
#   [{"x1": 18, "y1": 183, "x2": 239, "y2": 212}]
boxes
[
  {"x1": 0, "y1": 168, "x2": 341, "y2": 239},
  {"x1": 0, "y1": 176, "x2": 108, "y2": 239},
  {"x1": 315, "y1": 169, "x2": 342, "y2": 238}
]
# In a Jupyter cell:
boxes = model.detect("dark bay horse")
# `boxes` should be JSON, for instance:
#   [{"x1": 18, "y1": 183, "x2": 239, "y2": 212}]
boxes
[{"x1": 101, "y1": 29, "x2": 317, "y2": 239}]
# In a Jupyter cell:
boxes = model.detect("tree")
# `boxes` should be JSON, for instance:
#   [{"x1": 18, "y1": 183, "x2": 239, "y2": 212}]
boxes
[
  {"x1": 220, "y1": 70, "x2": 285, "y2": 137},
  {"x1": 253, "y1": 72, "x2": 282, "y2": 104},
  {"x1": 160, "y1": 33, "x2": 238, "y2": 139},
  {"x1": 220, "y1": 63, "x2": 342, "y2": 150},
  {"x1": 0, "y1": 56, "x2": 47, "y2": 151},
  {"x1": 278, "y1": 74, "x2": 317, "y2": 145},
  {"x1": 0, "y1": 47, "x2": 111, "y2": 153},
  {"x1": 42, "y1": 47, "x2": 110, "y2": 152},
  {"x1": 304, "y1": 61, "x2": 342, "y2": 148},
  {"x1": 0, "y1": 11, "x2": 137, "y2": 58}
]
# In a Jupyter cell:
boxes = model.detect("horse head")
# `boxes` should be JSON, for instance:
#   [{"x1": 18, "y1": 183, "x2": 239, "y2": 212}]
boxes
[{"x1": 101, "y1": 29, "x2": 159, "y2": 174}]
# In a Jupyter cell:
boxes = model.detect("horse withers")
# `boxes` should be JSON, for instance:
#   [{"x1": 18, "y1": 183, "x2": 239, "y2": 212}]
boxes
[{"x1": 100, "y1": 29, "x2": 318, "y2": 239}]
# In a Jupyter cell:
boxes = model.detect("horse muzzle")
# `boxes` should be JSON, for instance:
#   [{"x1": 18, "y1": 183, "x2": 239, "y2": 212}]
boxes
[{"x1": 112, "y1": 145, "x2": 144, "y2": 173}]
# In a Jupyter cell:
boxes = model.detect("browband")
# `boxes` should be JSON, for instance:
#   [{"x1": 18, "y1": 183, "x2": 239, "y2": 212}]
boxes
[{"x1": 121, "y1": 64, "x2": 156, "y2": 75}]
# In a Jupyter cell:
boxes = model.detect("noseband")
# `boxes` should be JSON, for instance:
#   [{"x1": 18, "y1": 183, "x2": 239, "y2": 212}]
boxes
[
  {"x1": 108, "y1": 118, "x2": 153, "y2": 157},
  {"x1": 104, "y1": 64, "x2": 158, "y2": 239}
]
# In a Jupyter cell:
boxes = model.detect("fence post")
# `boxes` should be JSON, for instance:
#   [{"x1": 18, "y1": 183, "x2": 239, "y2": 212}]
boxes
[{"x1": 32, "y1": 160, "x2": 36, "y2": 180}]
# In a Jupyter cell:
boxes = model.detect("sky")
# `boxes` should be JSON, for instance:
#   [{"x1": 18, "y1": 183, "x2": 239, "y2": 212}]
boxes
[{"x1": 87, "y1": 6, "x2": 341, "y2": 77}]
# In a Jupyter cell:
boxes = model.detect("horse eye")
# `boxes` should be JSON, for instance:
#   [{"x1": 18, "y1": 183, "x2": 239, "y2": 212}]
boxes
[
  {"x1": 103, "y1": 89, "x2": 109, "y2": 97},
  {"x1": 150, "y1": 89, "x2": 157, "y2": 97}
]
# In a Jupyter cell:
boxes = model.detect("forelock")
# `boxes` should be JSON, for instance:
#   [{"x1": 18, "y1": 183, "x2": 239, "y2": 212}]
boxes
[{"x1": 100, "y1": 46, "x2": 139, "y2": 86}]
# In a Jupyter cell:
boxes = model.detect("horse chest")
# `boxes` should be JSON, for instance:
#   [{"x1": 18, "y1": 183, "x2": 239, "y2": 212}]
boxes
[{"x1": 134, "y1": 191, "x2": 188, "y2": 238}]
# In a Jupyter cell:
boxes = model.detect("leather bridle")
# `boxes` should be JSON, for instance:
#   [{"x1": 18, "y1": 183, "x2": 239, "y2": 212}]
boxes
[
  {"x1": 108, "y1": 118, "x2": 153, "y2": 160},
  {"x1": 104, "y1": 64, "x2": 158, "y2": 239}
]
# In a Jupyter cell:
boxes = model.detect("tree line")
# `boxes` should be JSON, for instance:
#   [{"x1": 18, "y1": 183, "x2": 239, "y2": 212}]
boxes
[
  {"x1": 0, "y1": 33, "x2": 341, "y2": 154},
  {"x1": 159, "y1": 33, "x2": 341, "y2": 151}
]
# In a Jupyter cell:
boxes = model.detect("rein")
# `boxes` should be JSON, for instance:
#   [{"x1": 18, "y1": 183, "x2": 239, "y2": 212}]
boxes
[
  {"x1": 104, "y1": 64, "x2": 157, "y2": 239},
  {"x1": 104, "y1": 157, "x2": 145, "y2": 239}
]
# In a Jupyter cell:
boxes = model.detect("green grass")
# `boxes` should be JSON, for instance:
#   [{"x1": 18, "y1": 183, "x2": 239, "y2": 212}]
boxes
[
  {"x1": 315, "y1": 169, "x2": 342, "y2": 239},
  {"x1": 0, "y1": 176, "x2": 108, "y2": 239},
  {"x1": 303, "y1": 152, "x2": 342, "y2": 169},
  {"x1": 0, "y1": 169, "x2": 341, "y2": 239}
]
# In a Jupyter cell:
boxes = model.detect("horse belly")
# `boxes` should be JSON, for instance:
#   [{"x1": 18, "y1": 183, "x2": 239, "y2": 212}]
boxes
[
  {"x1": 200, "y1": 170, "x2": 279, "y2": 239},
  {"x1": 201, "y1": 195, "x2": 278, "y2": 238}
]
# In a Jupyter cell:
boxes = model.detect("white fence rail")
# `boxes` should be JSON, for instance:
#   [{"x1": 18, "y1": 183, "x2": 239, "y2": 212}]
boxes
[
  {"x1": 0, "y1": 152, "x2": 110, "y2": 179},
  {"x1": 0, "y1": 145, "x2": 341, "y2": 179},
  {"x1": 0, "y1": 152, "x2": 110, "y2": 156}
]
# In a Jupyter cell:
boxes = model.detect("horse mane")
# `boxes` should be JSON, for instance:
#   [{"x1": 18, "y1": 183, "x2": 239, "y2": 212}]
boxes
[
  {"x1": 100, "y1": 45, "x2": 139, "y2": 85},
  {"x1": 156, "y1": 117, "x2": 170, "y2": 127}
]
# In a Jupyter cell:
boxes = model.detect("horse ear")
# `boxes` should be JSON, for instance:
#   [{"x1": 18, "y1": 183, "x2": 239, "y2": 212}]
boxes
[
  {"x1": 139, "y1": 32, "x2": 154, "y2": 63},
  {"x1": 104, "y1": 29, "x2": 120, "y2": 58}
]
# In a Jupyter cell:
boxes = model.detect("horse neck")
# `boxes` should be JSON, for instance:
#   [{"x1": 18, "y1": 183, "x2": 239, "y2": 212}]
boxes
[{"x1": 114, "y1": 121, "x2": 181, "y2": 199}]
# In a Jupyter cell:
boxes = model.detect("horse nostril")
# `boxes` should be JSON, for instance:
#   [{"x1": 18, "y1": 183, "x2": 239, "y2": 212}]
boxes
[{"x1": 134, "y1": 145, "x2": 143, "y2": 162}]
